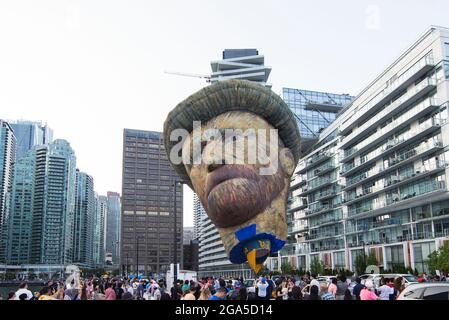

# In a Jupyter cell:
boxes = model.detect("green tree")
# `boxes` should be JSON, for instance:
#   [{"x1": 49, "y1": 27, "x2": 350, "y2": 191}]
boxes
[
  {"x1": 310, "y1": 257, "x2": 324, "y2": 275},
  {"x1": 366, "y1": 253, "x2": 378, "y2": 266},
  {"x1": 281, "y1": 262, "x2": 293, "y2": 275},
  {"x1": 427, "y1": 246, "x2": 449, "y2": 274},
  {"x1": 354, "y1": 254, "x2": 367, "y2": 275}
]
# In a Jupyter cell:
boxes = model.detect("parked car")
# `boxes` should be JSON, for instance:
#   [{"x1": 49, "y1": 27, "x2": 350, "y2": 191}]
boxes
[
  {"x1": 360, "y1": 273, "x2": 418, "y2": 289},
  {"x1": 360, "y1": 274, "x2": 383, "y2": 288},
  {"x1": 317, "y1": 276, "x2": 336, "y2": 285},
  {"x1": 397, "y1": 283, "x2": 449, "y2": 300},
  {"x1": 243, "y1": 278, "x2": 256, "y2": 293},
  {"x1": 381, "y1": 274, "x2": 418, "y2": 287}
]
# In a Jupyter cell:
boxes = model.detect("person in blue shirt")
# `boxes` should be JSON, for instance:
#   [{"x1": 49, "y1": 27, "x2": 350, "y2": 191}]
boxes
[
  {"x1": 209, "y1": 287, "x2": 227, "y2": 300},
  {"x1": 352, "y1": 277, "x2": 365, "y2": 300}
]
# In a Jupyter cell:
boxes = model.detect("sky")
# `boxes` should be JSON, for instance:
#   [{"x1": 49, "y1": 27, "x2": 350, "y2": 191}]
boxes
[{"x1": 1, "y1": 0, "x2": 449, "y2": 227}]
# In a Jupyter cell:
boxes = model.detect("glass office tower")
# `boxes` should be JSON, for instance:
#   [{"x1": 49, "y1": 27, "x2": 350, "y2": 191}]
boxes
[
  {"x1": 73, "y1": 170, "x2": 95, "y2": 267},
  {"x1": 10, "y1": 120, "x2": 53, "y2": 160},
  {"x1": 282, "y1": 88, "x2": 353, "y2": 153},
  {"x1": 93, "y1": 194, "x2": 107, "y2": 266},
  {"x1": 106, "y1": 191, "x2": 121, "y2": 266}
]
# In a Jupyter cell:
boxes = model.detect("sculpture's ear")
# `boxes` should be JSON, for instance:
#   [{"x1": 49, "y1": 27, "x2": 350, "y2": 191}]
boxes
[{"x1": 279, "y1": 148, "x2": 295, "y2": 177}]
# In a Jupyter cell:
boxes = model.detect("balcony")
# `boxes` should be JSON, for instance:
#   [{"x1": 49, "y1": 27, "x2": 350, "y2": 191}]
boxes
[
  {"x1": 306, "y1": 231, "x2": 344, "y2": 241},
  {"x1": 310, "y1": 244, "x2": 345, "y2": 253},
  {"x1": 343, "y1": 137, "x2": 444, "y2": 190},
  {"x1": 309, "y1": 176, "x2": 336, "y2": 190},
  {"x1": 348, "y1": 180, "x2": 447, "y2": 219},
  {"x1": 296, "y1": 161, "x2": 307, "y2": 174},
  {"x1": 341, "y1": 97, "x2": 440, "y2": 162},
  {"x1": 309, "y1": 216, "x2": 343, "y2": 228},
  {"x1": 340, "y1": 53, "x2": 435, "y2": 135},
  {"x1": 316, "y1": 186, "x2": 342, "y2": 201},
  {"x1": 290, "y1": 174, "x2": 306, "y2": 189},
  {"x1": 345, "y1": 218, "x2": 402, "y2": 234},
  {"x1": 305, "y1": 152, "x2": 332, "y2": 170},
  {"x1": 288, "y1": 198, "x2": 308, "y2": 212},
  {"x1": 293, "y1": 243, "x2": 310, "y2": 255},
  {"x1": 341, "y1": 77, "x2": 437, "y2": 149},
  {"x1": 306, "y1": 206, "x2": 342, "y2": 218},
  {"x1": 298, "y1": 177, "x2": 337, "y2": 196},
  {"x1": 291, "y1": 224, "x2": 309, "y2": 234},
  {"x1": 312, "y1": 161, "x2": 336, "y2": 177}
]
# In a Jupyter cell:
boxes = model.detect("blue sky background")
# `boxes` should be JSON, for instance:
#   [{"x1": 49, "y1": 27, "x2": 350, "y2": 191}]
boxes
[{"x1": 1, "y1": 0, "x2": 448, "y2": 226}]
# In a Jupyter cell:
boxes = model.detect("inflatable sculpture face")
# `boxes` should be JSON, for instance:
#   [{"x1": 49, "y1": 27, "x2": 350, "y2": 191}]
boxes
[{"x1": 164, "y1": 80, "x2": 301, "y2": 274}]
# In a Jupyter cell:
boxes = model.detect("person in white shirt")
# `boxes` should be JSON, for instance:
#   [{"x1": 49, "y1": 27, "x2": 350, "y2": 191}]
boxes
[
  {"x1": 310, "y1": 274, "x2": 320, "y2": 289},
  {"x1": 15, "y1": 282, "x2": 33, "y2": 300},
  {"x1": 377, "y1": 277, "x2": 394, "y2": 300},
  {"x1": 256, "y1": 277, "x2": 269, "y2": 299}
]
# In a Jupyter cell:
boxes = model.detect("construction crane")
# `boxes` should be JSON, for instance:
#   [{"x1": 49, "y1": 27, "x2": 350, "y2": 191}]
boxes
[{"x1": 164, "y1": 70, "x2": 212, "y2": 83}]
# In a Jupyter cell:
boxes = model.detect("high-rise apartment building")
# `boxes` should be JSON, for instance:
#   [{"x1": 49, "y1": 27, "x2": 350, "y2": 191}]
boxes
[
  {"x1": 29, "y1": 139, "x2": 77, "y2": 265},
  {"x1": 210, "y1": 49, "x2": 271, "y2": 87},
  {"x1": 121, "y1": 129, "x2": 182, "y2": 275},
  {"x1": 106, "y1": 191, "x2": 121, "y2": 266},
  {"x1": 273, "y1": 26, "x2": 449, "y2": 274},
  {"x1": 73, "y1": 170, "x2": 95, "y2": 267},
  {"x1": 6, "y1": 151, "x2": 35, "y2": 265},
  {"x1": 93, "y1": 194, "x2": 107, "y2": 266},
  {"x1": 10, "y1": 120, "x2": 53, "y2": 159},
  {"x1": 0, "y1": 120, "x2": 16, "y2": 263},
  {"x1": 193, "y1": 194, "x2": 206, "y2": 240}
]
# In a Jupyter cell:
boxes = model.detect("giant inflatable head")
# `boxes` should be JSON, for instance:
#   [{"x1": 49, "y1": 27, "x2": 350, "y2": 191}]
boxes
[{"x1": 163, "y1": 79, "x2": 301, "y2": 274}]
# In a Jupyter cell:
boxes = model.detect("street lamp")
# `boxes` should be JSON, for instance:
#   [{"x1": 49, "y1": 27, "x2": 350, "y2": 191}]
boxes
[
  {"x1": 126, "y1": 252, "x2": 129, "y2": 277},
  {"x1": 172, "y1": 179, "x2": 182, "y2": 292}
]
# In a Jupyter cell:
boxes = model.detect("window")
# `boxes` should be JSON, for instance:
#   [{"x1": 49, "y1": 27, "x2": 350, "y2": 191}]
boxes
[
  {"x1": 413, "y1": 242, "x2": 435, "y2": 273},
  {"x1": 445, "y1": 43, "x2": 449, "y2": 59},
  {"x1": 423, "y1": 287, "x2": 449, "y2": 300},
  {"x1": 402, "y1": 288, "x2": 425, "y2": 299}
]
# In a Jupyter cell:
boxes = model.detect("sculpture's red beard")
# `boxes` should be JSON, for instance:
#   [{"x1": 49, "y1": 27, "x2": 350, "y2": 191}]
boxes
[{"x1": 203, "y1": 164, "x2": 286, "y2": 228}]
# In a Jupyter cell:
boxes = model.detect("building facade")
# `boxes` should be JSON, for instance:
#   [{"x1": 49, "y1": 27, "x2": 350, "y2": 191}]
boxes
[
  {"x1": 29, "y1": 139, "x2": 77, "y2": 265},
  {"x1": 183, "y1": 227, "x2": 194, "y2": 245},
  {"x1": 210, "y1": 49, "x2": 271, "y2": 87},
  {"x1": 183, "y1": 239, "x2": 199, "y2": 272},
  {"x1": 193, "y1": 194, "x2": 206, "y2": 240},
  {"x1": 93, "y1": 194, "x2": 107, "y2": 266},
  {"x1": 0, "y1": 120, "x2": 16, "y2": 263},
  {"x1": 272, "y1": 26, "x2": 449, "y2": 274},
  {"x1": 10, "y1": 120, "x2": 53, "y2": 160},
  {"x1": 282, "y1": 88, "x2": 353, "y2": 153},
  {"x1": 6, "y1": 151, "x2": 35, "y2": 265},
  {"x1": 106, "y1": 191, "x2": 121, "y2": 266},
  {"x1": 73, "y1": 170, "x2": 95, "y2": 267},
  {"x1": 121, "y1": 129, "x2": 182, "y2": 276}
]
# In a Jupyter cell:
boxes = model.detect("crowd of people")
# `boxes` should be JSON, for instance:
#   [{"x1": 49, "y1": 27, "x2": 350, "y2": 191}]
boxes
[{"x1": 4, "y1": 272, "x2": 448, "y2": 301}]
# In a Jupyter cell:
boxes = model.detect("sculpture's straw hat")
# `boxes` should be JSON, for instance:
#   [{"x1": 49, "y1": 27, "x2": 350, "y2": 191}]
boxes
[{"x1": 163, "y1": 79, "x2": 301, "y2": 186}]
